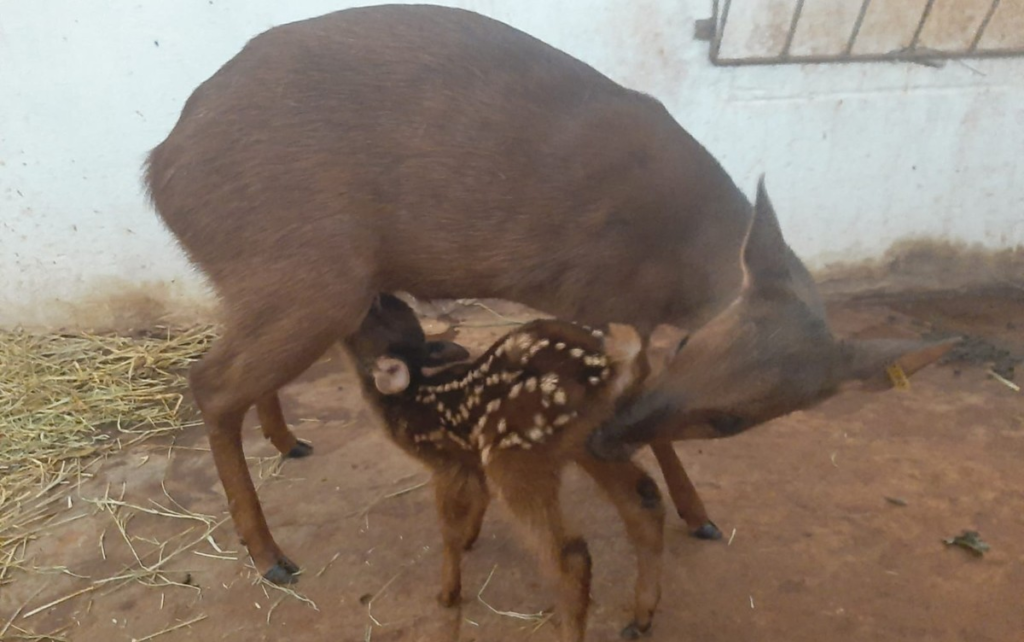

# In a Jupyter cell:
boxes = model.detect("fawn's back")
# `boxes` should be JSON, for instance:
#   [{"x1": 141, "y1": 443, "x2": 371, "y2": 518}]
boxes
[{"x1": 352, "y1": 310, "x2": 646, "y2": 466}]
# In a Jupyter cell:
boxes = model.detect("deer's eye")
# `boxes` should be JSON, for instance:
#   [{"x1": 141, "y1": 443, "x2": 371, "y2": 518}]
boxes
[
  {"x1": 675, "y1": 336, "x2": 690, "y2": 354},
  {"x1": 710, "y1": 415, "x2": 748, "y2": 436}
]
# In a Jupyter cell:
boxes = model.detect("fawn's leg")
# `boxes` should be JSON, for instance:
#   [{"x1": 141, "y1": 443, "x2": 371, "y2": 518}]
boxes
[
  {"x1": 578, "y1": 457, "x2": 665, "y2": 639},
  {"x1": 433, "y1": 464, "x2": 489, "y2": 607},
  {"x1": 256, "y1": 393, "x2": 313, "y2": 458},
  {"x1": 650, "y1": 440, "x2": 722, "y2": 540},
  {"x1": 463, "y1": 481, "x2": 490, "y2": 552},
  {"x1": 488, "y1": 457, "x2": 590, "y2": 642}
]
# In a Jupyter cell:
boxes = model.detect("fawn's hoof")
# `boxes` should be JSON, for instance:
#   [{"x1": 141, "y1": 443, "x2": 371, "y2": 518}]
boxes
[
  {"x1": 690, "y1": 520, "x2": 723, "y2": 541},
  {"x1": 263, "y1": 557, "x2": 301, "y2": 585},
  {"x1": 286, "y1": 440, "x2": 314, "y2": 459},
  {"x1": 620, "y1": 621, "x2": 652, "y2": 639},
  {"x1": 437, "y1": 589, "x2": 461, "y2": 608}
]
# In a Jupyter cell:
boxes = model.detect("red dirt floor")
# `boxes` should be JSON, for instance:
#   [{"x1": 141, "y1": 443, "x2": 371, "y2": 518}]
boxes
[{"x1": 2, "y1": 289, "x2": 1022, "y2": 642}]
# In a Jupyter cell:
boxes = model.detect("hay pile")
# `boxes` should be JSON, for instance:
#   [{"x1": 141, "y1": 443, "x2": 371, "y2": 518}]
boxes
[{"x1": 0, "y1": 326, "x2": 215, "y2": 581}]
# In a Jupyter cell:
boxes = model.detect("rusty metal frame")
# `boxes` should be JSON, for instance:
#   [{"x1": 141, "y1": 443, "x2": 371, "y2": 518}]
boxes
[{"x1": 708, "y1": 0, "x2": 1024, "y2": 67}]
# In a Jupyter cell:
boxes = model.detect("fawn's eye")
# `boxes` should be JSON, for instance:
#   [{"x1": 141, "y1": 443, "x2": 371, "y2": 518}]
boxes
[{"x1": 675, "y1": 336, "x2": 690, "y2": 354}]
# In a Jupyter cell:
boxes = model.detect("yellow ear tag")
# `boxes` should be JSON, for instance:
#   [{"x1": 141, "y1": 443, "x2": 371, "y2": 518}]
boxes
[{"x1": 886, "y1": 363, "x2": 910, "y2": 390}]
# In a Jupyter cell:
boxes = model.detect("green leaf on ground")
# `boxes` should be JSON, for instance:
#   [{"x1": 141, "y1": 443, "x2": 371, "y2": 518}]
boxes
[{"x1": 943, "y1": 530, "x2": 990, "y2": 557}]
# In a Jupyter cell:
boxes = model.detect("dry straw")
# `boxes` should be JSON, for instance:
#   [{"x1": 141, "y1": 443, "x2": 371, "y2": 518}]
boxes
[{"x1": 0, "y1": 325, "x2": 215, "y2": 582}]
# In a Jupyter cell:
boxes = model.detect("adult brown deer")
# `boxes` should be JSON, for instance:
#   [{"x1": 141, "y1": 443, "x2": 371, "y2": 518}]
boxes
[{"x1": 144, "y1": 4, "x2": 954, "y2": 584}]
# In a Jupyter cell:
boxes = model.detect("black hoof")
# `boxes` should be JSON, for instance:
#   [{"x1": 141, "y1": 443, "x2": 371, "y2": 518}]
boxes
[
  {"x1": 286, "y1": 440, "x2": 314, "y2": 459},
  {"x1": 620, "y1": 621, "x2": 652, "y2": 639},
  {"x1": 691, "y1": 521, "x2": 723, "y2": 541},
  {"x1": 263, "y1": 557, "x2": 301, "y2": 585}
]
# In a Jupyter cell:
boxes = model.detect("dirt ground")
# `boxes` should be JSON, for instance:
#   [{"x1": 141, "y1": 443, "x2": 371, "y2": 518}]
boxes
[{"x1": 2, "y1": 289, "x2": 1022, "y2": 642}]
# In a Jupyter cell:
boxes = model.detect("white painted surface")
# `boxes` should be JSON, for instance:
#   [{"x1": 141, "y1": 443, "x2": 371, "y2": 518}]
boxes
[{"x1": 1, "y1": 0, "x2": 1022, "y2": 328}]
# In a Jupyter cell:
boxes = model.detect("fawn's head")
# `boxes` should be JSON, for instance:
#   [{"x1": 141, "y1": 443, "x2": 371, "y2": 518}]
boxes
[{"x1": 347, "y1": 294, "x2": 471, "y2": 390}]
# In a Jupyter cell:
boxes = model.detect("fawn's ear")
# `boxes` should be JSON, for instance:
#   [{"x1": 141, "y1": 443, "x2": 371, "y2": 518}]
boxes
[
  {"x1": 373, "y1": 357, "x2": 411, "y2": 394},
  {"x1": 421, "y1": 340, "x2": 471, "y2": 367},
  {"x1": 603, "y1": 323, "x2": 645, "y2": 399},
  {"x1": 604, "y1": 323, "x2": 642, "y2": 364},
  {"x1": 646, "y1": 324, "x2": 689, "y2": 378}
]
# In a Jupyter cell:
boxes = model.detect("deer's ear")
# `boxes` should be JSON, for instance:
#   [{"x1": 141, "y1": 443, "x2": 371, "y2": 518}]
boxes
[{"x1": 741, "y1": 175, "x2": 792, "y2": 291}]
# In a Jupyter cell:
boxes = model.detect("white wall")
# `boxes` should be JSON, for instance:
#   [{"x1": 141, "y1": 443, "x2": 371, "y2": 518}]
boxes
[{"x1": 2, "y1": 0, "x2": 1022, "y2": 328}]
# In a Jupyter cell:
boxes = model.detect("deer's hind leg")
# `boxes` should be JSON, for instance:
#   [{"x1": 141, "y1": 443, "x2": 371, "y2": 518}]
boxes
[{"x1": 192, "y1": 286, "x2": 372, "y2": 584}]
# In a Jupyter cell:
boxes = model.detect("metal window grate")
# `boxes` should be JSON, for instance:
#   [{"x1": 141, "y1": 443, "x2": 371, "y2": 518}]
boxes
[{"x1": 704, "y1": 0, "x2": 1024, "y2": 66}]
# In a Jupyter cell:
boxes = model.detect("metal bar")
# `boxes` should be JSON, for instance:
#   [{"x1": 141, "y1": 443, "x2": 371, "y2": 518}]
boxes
[
  {"x1": 710, "y1": 0, "x2": 731, "y2": 63},
  {"x1": 706, "y1": 0, "x2": 1023, "y2": 68},
  {"x1": 781, "y1": 0, "x2": 807, "y2": 57},
  {"x1": 844, "y1": 0, "x2": 873, "y2": 56},
  {"x1": 969, "y1": 0, "x2": 1001, "y2": 52},
  {"x1": 710, "y1": 46, "x2": 1024, "y2": 67},
  {"x1": 908, "y1": 0, "x2": 938, "y2": 50}
]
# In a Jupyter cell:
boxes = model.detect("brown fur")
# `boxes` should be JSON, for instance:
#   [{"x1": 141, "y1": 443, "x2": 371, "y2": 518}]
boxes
[
  {"x1": 144, "y1": 5, "x2": 954, "y2": 580},
  {"x1": 347, "y1": 294, "x2": 663, "y2": 642},
  {"x1": 587, "y1": 181, "x2": 958, "y2": 459}
]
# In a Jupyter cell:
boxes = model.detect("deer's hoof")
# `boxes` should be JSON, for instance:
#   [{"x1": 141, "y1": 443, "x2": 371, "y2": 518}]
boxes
[
  {"x1": 286, "y1": 440, "x2": 314, "y2": 459},
  {"x1": 690, "y1": 521, "x2": 723, "y2": 541},
  {"x1": 263, "y1": 557, "x2": 301, "y2": 585},
  {"x1": 620, "y1": 620, "x2": 652, "y2": 639}
]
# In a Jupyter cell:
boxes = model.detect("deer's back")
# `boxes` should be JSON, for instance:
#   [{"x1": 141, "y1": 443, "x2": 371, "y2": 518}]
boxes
[{"x1": 146, "y1": 4, "x2": 757, "y2": 330}]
